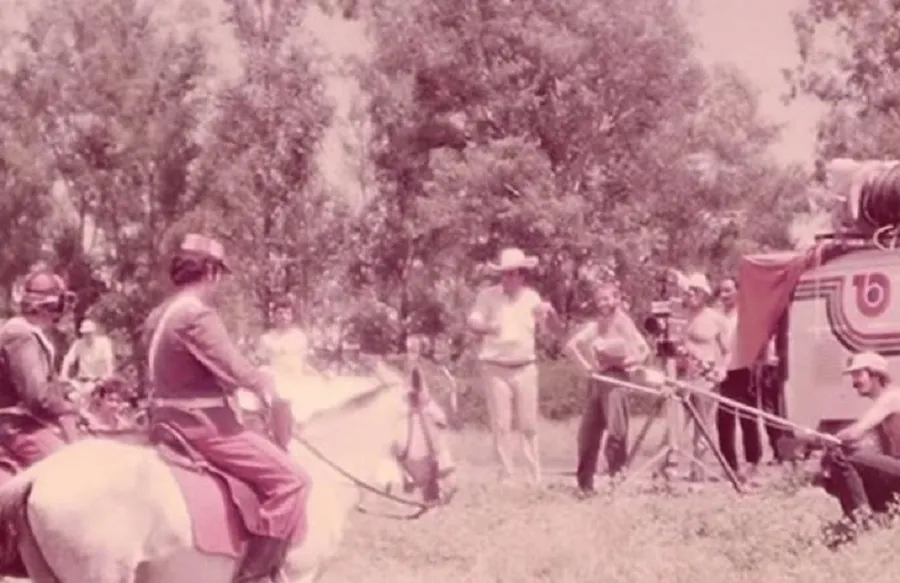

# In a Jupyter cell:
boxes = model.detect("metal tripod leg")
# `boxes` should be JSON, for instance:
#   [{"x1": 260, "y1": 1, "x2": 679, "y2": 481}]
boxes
[
  {"x1": 614, "y1": 394, "x2": 684, "y2": 490},
  {"x1": 682, "y1": 394, "x2": 742, "y2": 492},
  {"x1": 615, "y1": 392, "x2": 743, "y2": 493},
  {"x1": 623, "y1": 396, "x2": 667, "y2": 467}
]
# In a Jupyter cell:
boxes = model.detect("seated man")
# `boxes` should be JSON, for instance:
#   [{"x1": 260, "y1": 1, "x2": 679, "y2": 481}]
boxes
[
  {"x1": 144, "y1": 233, "x2": 307, "y2": 583},
  {"x1": 816, "y1": 351, "x2": 900, "y2": 521},
  {"x1": 0, "y1": 269, "x2": 80, "y2": 467}
]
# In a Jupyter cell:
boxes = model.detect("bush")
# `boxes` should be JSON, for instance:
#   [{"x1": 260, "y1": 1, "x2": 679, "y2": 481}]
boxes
[{"x1": 448, "y1": 359, "x2": 662, "y2": 429}]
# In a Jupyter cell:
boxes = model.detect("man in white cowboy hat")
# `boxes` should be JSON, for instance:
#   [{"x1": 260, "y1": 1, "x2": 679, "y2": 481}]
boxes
[
  {"x1": 815, "y1": 351, "x2": 900, "y2": 522},
  {"x1": 60, "y1": 318, "x2": 116, "y2": 395},
  {"x1": 467, "y1": 247, "x2": 563, "y2": 484},
  {"x1": 671, "y1": 271, "x2": 731, "y2": 480}
]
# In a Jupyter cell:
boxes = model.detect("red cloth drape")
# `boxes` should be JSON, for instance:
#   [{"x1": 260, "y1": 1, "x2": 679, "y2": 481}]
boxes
[{"x1": 734, "y1": 243, "x2": 846, "y2": 369}]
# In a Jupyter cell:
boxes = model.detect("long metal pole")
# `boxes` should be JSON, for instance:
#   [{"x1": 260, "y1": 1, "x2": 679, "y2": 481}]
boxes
[{"x1": 590, "y1": 371, "x2": 841, "y2": 446}]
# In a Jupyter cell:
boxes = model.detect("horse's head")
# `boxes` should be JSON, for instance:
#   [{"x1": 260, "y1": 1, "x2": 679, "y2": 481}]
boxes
[
  {"x1": 387, "y1": 367, "x2": 457, "y2": 505},
  {"x1": 274, "y1": 358, "x2": 457, "y2": 508}
]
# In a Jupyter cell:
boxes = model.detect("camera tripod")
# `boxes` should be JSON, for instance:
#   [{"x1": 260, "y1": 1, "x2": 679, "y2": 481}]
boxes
[{"x1": 611, "y1": 361, "x2": 743, "y2": 493}]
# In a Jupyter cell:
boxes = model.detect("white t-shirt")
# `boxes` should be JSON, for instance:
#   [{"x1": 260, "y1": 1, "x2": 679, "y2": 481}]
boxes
[
  {"x1": 259, "y1": 327, "x2": 309, "y2": 377},
  {"x1": 61, "y1": 335, "x2": 115, "y2": 380},
  {"x1": 469, "y1": 284, "x2": 544, "y2": 365}
]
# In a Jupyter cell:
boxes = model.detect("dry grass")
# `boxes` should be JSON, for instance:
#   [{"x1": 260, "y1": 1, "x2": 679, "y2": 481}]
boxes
[{"x1": 321, "y1": 417, "x2": 900, "y2": 583}]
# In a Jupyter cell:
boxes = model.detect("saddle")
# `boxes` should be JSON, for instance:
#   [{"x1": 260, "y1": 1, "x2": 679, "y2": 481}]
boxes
[{"x1": 145, "y1": 396, "x2": 296, "y2": 551}]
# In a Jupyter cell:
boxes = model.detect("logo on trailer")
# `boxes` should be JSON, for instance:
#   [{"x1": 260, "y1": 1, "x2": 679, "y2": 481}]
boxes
[
  {"x1": 794, "y1": 271, "x2": 900, "y2": 354},
  {"x1": 851, "y1": 272, "x2": 891, "y2": 318}
]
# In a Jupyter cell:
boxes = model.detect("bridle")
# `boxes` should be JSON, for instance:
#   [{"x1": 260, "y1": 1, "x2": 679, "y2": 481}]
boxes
[{"x1": 289, "y1": 384, "x2": 451, "y2": 520}]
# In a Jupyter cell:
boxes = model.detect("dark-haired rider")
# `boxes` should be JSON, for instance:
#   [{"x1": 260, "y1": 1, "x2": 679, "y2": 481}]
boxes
[{"x1": 143, "y1": 233, "x2": 308, "y2": 583}]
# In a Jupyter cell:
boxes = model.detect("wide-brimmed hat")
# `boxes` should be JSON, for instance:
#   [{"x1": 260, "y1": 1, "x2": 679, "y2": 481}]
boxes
[
  {"x1": 180, "y1": 233, "x2": 230, "y2": 272},
  {"x1": 844, "y1": 351, "x2": 890, "y2": 378},
  {"x1": 488, "y1": 247, "x2": 539, "y2": 272},
  {"x1": 684, "y1": 272, "x2": 712, "y2": 296},
  {"x1": 79, "y1": 319, "x2": 97, "y2": 334}
]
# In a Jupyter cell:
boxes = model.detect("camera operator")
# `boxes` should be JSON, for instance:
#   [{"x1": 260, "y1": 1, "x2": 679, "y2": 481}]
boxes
[{"x1": 675, "y1": 273, "x2": 730, "y2": 481}]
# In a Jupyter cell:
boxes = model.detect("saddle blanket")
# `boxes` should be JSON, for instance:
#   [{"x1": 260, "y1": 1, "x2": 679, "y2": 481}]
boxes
[
  {"x1": 169, "y1": 465, "x2": 253, "y2": 558},
  {"x1": 166, "y1": 459, "x2": 310, "y2": 559}
]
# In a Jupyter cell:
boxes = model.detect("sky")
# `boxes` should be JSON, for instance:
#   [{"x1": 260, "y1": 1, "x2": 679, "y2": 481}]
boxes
[{"x1": 687, "y1": 0, "x2": 828, "y2": 166}]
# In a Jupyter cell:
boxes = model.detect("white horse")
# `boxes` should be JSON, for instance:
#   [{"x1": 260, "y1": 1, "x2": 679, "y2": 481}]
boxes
[{"x1": 0, "y1": 363, "x2": 455, "y2": 583}]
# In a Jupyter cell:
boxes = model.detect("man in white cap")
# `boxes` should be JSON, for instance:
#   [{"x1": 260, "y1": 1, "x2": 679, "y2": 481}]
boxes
[
  {"x1": 59, "y1": 318, "x2": 116, "y2": 394},
  {"x1": 673, "y1": 271, "x2": 730, "y2": 480},
  {"x1": 467, "y1": 247, "x2": 562, "y2": 484},
  {"x1": 816, "y1": 351, "x2": 900, "y2": 522}
]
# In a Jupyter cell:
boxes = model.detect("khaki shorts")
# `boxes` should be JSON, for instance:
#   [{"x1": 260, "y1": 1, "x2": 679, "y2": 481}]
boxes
[{"x1": 479, "y1": 361, "x2": 539, "y2": 434}]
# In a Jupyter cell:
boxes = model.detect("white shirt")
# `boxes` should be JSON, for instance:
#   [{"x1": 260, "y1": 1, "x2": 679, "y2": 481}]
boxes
[
  {"x1": 61, "y1": 335, "x2": 115, "y2": 380},
  {"x1": 469, "y1": 284, "x2": 544, "y2": 365},
  {"x1": 259, "y1": 327, "x2": 309, "y2": 377}
]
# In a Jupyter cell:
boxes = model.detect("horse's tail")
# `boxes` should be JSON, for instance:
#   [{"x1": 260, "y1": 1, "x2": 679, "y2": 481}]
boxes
[
  {"x1": 0, "y1": 469, "x2": 36, "y2": 526},
  {"x1": 0, "y1": 468, "x2": 38, "y2": 578}
]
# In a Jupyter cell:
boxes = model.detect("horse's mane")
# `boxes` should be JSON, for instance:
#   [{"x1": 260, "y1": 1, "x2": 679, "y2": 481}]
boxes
[{"x1": 300, "y1": 362, "x2": 408, "y2": 428}]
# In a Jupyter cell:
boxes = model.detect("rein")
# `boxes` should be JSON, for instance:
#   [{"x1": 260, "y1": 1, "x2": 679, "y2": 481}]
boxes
[{"x1": 291, "y1": 427, "x2": 432, "y2": 520}]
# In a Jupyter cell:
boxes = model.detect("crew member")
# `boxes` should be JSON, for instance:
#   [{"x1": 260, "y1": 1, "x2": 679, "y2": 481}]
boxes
[
  {"x1": 817, "y1": 351, "x2": 900, "y2": 521},
  {"x1": 60, "y1": 318, "x2": 116, "y2": 393},
  {"x1": 0, "y1": 270, "x2": 79, "y2": 467},
  {"x1": 564, "y1": 280, "x2": 650, "y2": 497},
  {"x1": 677, "y1": 272, "x2": 730, "y2": 481},
  {"x1": 714, "y1": 276, "x2": 762, "y2": 481},
  {"x1": 467, "y1": 247, "x2": 563, "y2": 485},
  {"x1": 144, "y1": 233, "x2": 308, "y2": 583}
]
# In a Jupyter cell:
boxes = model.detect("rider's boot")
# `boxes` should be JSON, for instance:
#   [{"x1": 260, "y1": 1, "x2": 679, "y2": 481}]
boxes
[{"x1": 233, "y1": 535, "x2": 290, "y2": 583}]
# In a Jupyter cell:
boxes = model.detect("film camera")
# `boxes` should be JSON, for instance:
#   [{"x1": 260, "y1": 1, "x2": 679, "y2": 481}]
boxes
[{"x1": 643, "y1": 300, "x2": 679, "y2": 359}]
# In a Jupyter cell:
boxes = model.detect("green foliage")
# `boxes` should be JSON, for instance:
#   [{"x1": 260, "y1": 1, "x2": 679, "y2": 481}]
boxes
[
  {"x1": 0, "y1": 0, "x2": 815, "y2": 386},
  {"x1": 789, "y1": 0, "x2": 900, "y2": 159}
]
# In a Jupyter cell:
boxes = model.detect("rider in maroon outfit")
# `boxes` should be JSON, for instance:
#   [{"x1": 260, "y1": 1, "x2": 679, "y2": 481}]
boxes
[{"x1": 144, "y1": 234, "x2": 308, "y2": 583}]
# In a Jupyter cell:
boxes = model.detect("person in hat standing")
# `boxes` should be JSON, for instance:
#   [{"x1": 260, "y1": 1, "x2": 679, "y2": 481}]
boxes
[
  {"x1": 0, "y1": 269, "x2": 80, "y2": 469},
  {"x1": 143, "y1": 233, "x2": 308, "y2": 583},
  {"x1": 814, "y1": 351, "x2": 900, "y2": 522},
  {"x1": 675, "y1": 272, "x2": 730, "y2": 480},
  {"x1": 564, "y1": 280, "x2": 650, "y2": 496},
  {"x1": 60, "y1": 318, "x2": 116, "y2": 395},
  {"x1": 467, "y1": 247, "x2": 563, "y2": 484}
]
